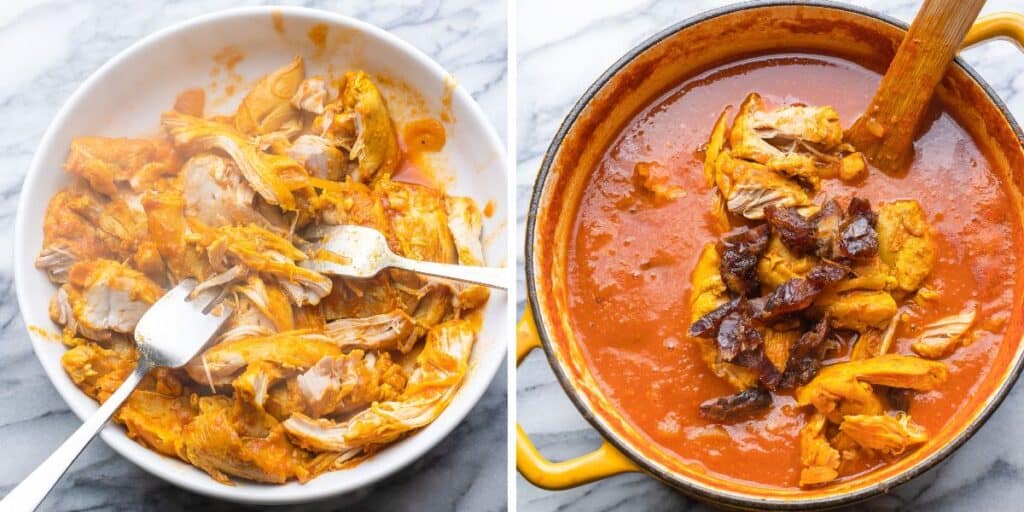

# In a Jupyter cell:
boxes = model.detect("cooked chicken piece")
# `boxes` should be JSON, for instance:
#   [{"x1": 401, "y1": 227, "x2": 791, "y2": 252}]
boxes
[
  {"x1": 162, "y1": 111, "x2": 308, "y2": 211},
  {"x1": 182, "y1": 153, "x2": 281, "y2": 228},
  {"x1": 142, "y1": 190, "x2": 211, "y2": 281},
  {"x1": 65, "y1": 136, "x2": 179, "y2": 196},
  {"x1": 839, "y1": 413, "x2": 928, "y2": 456},
  {"x1": 185, "y1": 330, "x2": 343, "y2": 387},
  {"x1": 291, "y1": 76, "x2": 330, "y2": 114},
  {"x1": 834, "y1": 259, "x2": 897, "y2": 293},
  {"x1": 715, "y1": 152, "x2": 814, "y2": 219},
  {"x1": 764, "y1": 327, "x2": 800, "y2": 372},
  {"x1": 316, "y1": 180, "x2": 393, "y2": 236},
  {"x1": 38, "y1": 189, "x2": 107, "y2": 282},
  {"x1": 840, "y1": 152, "x2": 867, "y2": 181},
  {"x1": 232, "y1": 360, "x2": 292, "y2": 411},
  {"x1": 445, "y1": 196, "x2": 486, "y2": 266},
  {"x1": 912, "y1": 309, "x2": 976, "y2": 359},
  {"x1": 757, "y1": 234, "x2": 815, "y2": 291},
  {"x1": 265, "y1": 379, "x2": 310, "y2": 422},
  {"x1": 799, "y1": 413, "x2": 841, "y2": 487},
  {"x1": 61, "y1": 338, "x2": 137, "y2": 401},
  {"x1": 411, "y1": 284, "x2": 455, "y2": 339},
  {"x1": 445, "y1": 196, "x2": 491, "y2": 311},
  {"x1": 315, "y1": 71, "x2": 400, "y2": 183},
  {"x1": 282, "y1": 319, "x2": 474, "y2": 453},
  {"x1": 633, "y1": 161, "x2": 684, "y2": 204},
  {"x1": 320, "y1": 273, "x2": 418, "y2": 320},
  {"x1": 688, "y1": 243, "x2": 759, "y2": 390},
  {"x1": 324, "y1": 309, "x2": 416, "y2": 353},
  {"x1": 191, "y1": 224, "x2": 332, "y2": 305},
  {"x1": 235, "y1": 275, "x2": 295, "y2": 332},
  {"x1": 877, "y1": 200, "x2": 936, "y2": 295},
  {"x1": 796, "y1": 354, "x2": 947, "y2": 422},
  {"x1": 704, "y1": 107, "x2": 732, "y2": 187},
  {"x1": 287, "y1": 135, "x2": 344, "y2": 181},
  {"x1": 182, "y1": 395, "x2": 310, "y2": 484},
  {"x1": 235, "y1": 56, "x2": 304, "y2": 136},
  {"x1": 38, "y1": 184, "x2": 162, "y2": 283},
  {"x1": 850, "y1": 314, "x2": 900, "y2": 360},
  {"x1": 116, "y1": 390, "x2": 194, "y2": 458},
  {"x1": 729, "y1": 93, "x2": 842, "y2": 189},
  {"x1": 52, "y1": 259, "x2": 163, "y2": 340},
  {"x1": 377, "y1": 178, "x2": 458, "y2": 264},
  {"x1": 296, "y1": 351, "x2": 406, "y2": 417},
  {"x1": 814, "y1": 290, "x2": 897, "y2": 332}
]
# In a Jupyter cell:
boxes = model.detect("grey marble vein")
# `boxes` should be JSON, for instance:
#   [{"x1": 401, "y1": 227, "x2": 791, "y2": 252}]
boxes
[
  {"x1": 516, "y1": 0, "x2": 1024, "y2": 511},
  {"x1": 0, "y1": 1, "x2": 507, "y2": 511}
]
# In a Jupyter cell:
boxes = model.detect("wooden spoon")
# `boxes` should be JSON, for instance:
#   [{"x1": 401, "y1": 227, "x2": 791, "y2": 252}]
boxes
[{"x1": 846, "y1": 0, "x2": 986, "y2": 173}]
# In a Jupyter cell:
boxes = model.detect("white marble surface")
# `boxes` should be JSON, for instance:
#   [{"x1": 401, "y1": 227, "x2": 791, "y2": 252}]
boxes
[
  {"x1": 516, "y1": 0, "x2": 1024, "y2": 511},
  {"x1": 0, "y1": 1, "x2": 507, "y2": 511}
]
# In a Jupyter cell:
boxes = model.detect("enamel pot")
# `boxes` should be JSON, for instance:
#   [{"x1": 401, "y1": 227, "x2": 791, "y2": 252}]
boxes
[{"x1": 517, "y1": 2, "x2": 1024, "y2": 509}]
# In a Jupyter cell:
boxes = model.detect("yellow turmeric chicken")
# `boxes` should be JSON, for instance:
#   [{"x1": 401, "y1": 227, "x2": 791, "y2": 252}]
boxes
[
  {"x1": 37, "y1": 58, "x2": 490, "y2": 485},
  {"x1": 689, "y1": 94, "x2": 951, "y2": 488}
]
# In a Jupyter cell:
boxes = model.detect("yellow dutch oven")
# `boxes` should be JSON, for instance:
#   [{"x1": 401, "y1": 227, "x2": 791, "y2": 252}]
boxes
[{"x1": 517, "y1": 1, "x2": 1024, "y2": 509}]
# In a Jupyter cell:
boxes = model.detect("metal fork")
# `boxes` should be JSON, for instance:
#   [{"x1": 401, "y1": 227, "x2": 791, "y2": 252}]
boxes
[
  {"x1": 301, "y1": 225, "x2": 508, "y2": 289},
  {"x1": 1, "y1": 279, "x2": 232, "y2": 512}
]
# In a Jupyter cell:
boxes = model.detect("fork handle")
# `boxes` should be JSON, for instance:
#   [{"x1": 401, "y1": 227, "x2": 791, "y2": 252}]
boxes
[
  {"x1": 0, "y1": 362, "x2": 149, "y2": 511},
  {"x1": 393, "y1": 257, "x2": 509, "y2": 290}
]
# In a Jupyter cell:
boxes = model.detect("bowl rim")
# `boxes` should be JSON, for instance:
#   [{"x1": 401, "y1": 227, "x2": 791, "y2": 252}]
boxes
[
  {"x1": 524, "y1": 0, "x2": 1024, "y2": 509},
  {"x1": 13, "y1": 4, "x2": 507, "y2": 505}
]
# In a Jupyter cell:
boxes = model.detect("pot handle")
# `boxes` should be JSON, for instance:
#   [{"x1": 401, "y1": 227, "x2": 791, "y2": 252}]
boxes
[
  {"x1": 964, "y1": 12, "x2": 1024, "y2": 50},
  {"x1": 515, "y1": 306, "x2": 640, "y2": 490}
]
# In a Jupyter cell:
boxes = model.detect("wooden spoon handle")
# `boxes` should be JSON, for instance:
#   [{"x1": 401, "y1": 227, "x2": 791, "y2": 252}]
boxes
[{"x1": 847, "y1": 0, "x2": 986, "y2": 172}]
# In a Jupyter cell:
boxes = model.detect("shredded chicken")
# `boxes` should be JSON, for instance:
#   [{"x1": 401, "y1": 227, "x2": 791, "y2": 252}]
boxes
[
  {"x1": 912, "y1": 309, "x2": 977, "y2": 359},
  {"x1": 282, "y1": 320, "x2": 474, "y2": 454},
  {"x1": 44, "y1": 58, "x2": 489, "y2": 485}
]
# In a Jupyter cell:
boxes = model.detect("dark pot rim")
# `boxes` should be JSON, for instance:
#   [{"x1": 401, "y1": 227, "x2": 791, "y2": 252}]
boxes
[{"x1": 523, "y1": 0, "x2": 1024, "y2": 509}]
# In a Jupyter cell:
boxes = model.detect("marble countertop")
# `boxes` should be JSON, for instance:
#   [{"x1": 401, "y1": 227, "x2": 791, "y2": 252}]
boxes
[
  {"x1": 515, "y1": 0, "x2": 1024, "y2": 511},
  {"x1": 0, "y1": 1, "x2": 507, "y2": 511}
]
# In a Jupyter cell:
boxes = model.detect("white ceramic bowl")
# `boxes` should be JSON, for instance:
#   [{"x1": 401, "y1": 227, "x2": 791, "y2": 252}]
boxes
[{"x1": 13, "y1": 6, "x2": 507, "y2": 505}]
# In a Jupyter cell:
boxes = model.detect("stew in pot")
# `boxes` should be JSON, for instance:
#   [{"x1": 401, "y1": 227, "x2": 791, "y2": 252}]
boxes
[{"x1": 565, "y1": 52, "x2": 1022, "y2": 489}]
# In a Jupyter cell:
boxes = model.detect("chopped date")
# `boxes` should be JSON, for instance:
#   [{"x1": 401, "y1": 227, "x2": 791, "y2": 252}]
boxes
[
  {"x1": 814, "y1": 199, "x2": 844, "y2": 259},
  {"x1": 759, "y1": 263, "x2": 848, "y2": 320},
  {"x1": 807, "y1": 260, "x2": 850, "y2": 286},
  {"x1": 688, "y1": 298, "x2": 741, "y2": 338},
  {"x1": 718, "y1": 224, "x2": 770, "y2": 296},
  {"x1": 778, "y1": 316, "x2": 831, "y2": 389},
  {"x1": 764, "y1": 205, "x2": 817, "y2": 254},
  {"x1": 699, "y1": 387, "x2": 773, "y2": 422},
  {"x1": 716, "y1": 309, "x2": 763, "y2": 361},
  {"x1": 759, "y1": 278, "x2": 820, "y2": 319},
  {"x1": 837, "y1": 197, "x2": 879, "y2": 259},
  {"x1": 777, "y1": 356, "x2": 821, "y2": 389},
  {"x1": 734, "y1": 348, "x2": 782, "y2": 389}
]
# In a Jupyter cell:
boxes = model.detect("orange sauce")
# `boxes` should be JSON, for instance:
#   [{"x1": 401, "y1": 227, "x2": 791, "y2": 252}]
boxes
[
  {"x1": 308, "y1": 23, "x2": 328, "y2": 54},
  {"x1": 565, "y1": 54, "x2": 1022, "y2": 488},
  {"x1": 440, "y1": 74, "x2": 457, "y2": 123},
  {"x1": 393, "y1": 118, "x2": 447, "y2": 187},
  {"x1": 213, "y1": 45, "x2": 244, "y2": 71},
  {"x1": 271, "y1": 9, "x2": 285, "y2": 34},
  {"x1": 483, "y1": 199, "x2": 495, "y2": 218}
]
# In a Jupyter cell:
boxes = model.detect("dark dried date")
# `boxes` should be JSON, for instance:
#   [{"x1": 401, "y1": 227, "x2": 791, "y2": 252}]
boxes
[
  {"x1": 759, "y1": 263, "x2": 849, "y2": 320},
  {"x1": 699, "y1": 387, "x2": 773, "y2": 422},
  {"x1": 688, "y1": 298, "x2": 741, "y2": 338},
  {"x1": 764, "y1": 205, "x2": 817, "y2": 254},
  {"x1": 778, "y1": 315, "x2": 831, "y2": 389},
  {"x1": 717, "y1": 224, "x2": 770, "y2": 296},
  {"x1": 837, "y1": 197, "x2": 879, "y2": 259}
]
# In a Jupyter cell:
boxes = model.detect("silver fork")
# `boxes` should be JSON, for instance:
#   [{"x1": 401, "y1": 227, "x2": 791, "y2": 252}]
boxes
[
  {"x1": 1, "y1": 279, "x2": 232, "y2": 512},
  {"x1": 301, "y1": 225, "x2": 508, "y2": 289}
]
